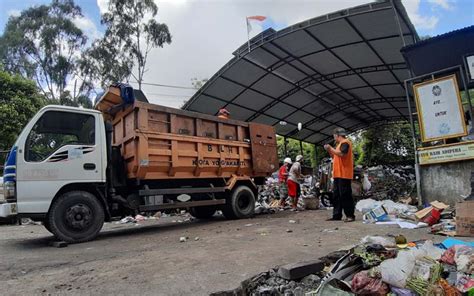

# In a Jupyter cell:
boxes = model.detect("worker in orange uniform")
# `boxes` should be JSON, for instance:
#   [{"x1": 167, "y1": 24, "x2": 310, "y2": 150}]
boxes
[
  {"x1": 278, "y1": 157, "x2": 292, "y2": 207},
  {"x1": 218, "y1": 108, "x2": 230, "y2": 119},
  {"x1": 324, "y1": 128, "x2": 355, "y2": 222},
  {"x1": 287, "y1": 155, "x2": 304, "y2": 211}
]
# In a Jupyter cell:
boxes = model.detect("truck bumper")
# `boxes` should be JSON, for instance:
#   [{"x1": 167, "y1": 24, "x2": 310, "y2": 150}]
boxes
[{"x1": 0, "y1": 202, "x2": 17, "y2": 218}]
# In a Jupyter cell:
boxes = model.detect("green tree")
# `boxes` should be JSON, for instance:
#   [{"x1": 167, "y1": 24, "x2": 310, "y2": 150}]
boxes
[
  {"x1": 82, "y1": 0, "x2": 171, "y2": 89},
  {"x1": 0, "y1": 70, "x2": 45, "y2": 151},
  {"x1": 0, "y1": 0, "x2": 92, "y2": 105},
  {"x1": 355, "y1": 122, "x2": 415, "y2": 166},
  {"x1": 276, "y1": 136, "x2": 321, "y2": 168}
]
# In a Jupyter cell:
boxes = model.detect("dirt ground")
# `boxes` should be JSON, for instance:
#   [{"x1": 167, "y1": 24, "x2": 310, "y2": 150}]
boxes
[{"x1": 0, "y1": 209, "x2": 448, "y2": 296}]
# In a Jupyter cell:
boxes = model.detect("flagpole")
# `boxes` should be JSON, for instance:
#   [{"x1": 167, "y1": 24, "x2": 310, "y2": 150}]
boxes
[{"x1": 246, "y1": 18, "x2": 250, "y2": 53}]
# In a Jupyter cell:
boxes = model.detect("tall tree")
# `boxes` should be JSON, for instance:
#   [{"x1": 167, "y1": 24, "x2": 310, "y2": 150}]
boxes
[
  {"x1": 0, "y1": 70, "x2": 45, "y2": 151},
  {"x1": 354, "y1": 122, "x2": 415, "y2": 166},
  {"x1": 0, "y1": 0, "x2": 92, "y2": 104},
  {"x1": 83, "y1": 0, "x2": 171, "y2": 89}
]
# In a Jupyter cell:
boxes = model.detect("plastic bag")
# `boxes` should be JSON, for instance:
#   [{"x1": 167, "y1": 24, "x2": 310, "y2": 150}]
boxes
[
  {"x1": 390, "y1": 287, "x2": 417, "y2": 296},
  {"x1": 455, "y1": 272, "x2": 474, "y2": 293},
  {"x1": 441, "y1": 247, "x2": 457, "y2": 265},
  {"x1": 351, "y1": 271, "x2": 389, "y2": 295},
  {"x1": 360, "y1": 236, "x2": 394, "y2": 247},
  {"x1": 379, "y1": 250, "x2": 416, "y2": 288},
  {"x1": 454, "y1": 246, "x2": 474, "y2": 274}
]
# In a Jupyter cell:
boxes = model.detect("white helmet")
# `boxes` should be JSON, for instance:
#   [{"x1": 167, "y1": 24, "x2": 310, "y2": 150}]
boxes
[
  {"x1": 284, "y1": 157, "x2": 292, "y2": 164},
  {"x1": 296, "y1": 155, "x2": 303, "y2": 162}
]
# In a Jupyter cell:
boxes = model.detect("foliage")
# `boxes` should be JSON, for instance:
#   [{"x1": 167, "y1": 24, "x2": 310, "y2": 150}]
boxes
[
  {"x1": 276, "y1": 136, "x2": 324, "y2": 168},
  {"x1": 0, "y1": 70, "x2": 46, "y2": 151},
  {"x1": 354, "y1": 122, "x2": 415, "y2": 166},
  {"x1": 0, "y1": 0, "x2": 92, "y2": 105},
  {"x1": 191, "y1": 77, "x2": 209, "y2": 89},
  {"x1": 82, "y1": 0, "x2": 171, "y2": 89}
]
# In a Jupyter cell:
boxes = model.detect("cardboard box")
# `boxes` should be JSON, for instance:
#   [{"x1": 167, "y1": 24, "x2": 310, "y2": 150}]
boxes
[
  {"x1": 456, "y1": 200, "x2": 474, "y2": 237},
  {"x1": 363, "y1": 205, "x2": 389, "y2": 223}
]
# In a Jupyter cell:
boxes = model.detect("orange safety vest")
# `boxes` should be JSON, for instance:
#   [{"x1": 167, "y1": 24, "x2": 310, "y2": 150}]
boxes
[{"x1": 332, "y1": 138, "x2": 354, "y2": 180}]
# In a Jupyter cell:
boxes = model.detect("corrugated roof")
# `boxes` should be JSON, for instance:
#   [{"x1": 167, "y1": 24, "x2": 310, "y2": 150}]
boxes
[{"x1": 183, "y1": 0, "x2": 418, "y2": 144}]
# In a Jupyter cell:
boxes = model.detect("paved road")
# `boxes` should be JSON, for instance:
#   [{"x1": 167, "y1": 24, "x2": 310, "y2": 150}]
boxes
[{"x1": 1, "y1": 210, "x2": 443, "y2": 296}]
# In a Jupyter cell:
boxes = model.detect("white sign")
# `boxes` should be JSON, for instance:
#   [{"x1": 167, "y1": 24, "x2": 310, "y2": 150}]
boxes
[
  {"x1": 414, "y1": 75, "x2": 467, "y2": 142},
  {"x1": 467, "y1": 55, "x2": 474, "y2": 80},
  {"x1": 418, "y1": 142, "x2": 474, "y2": 165}
]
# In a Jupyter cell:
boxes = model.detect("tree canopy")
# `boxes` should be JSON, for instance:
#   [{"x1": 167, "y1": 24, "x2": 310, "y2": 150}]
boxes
[
  {"x1": 0, "y1": 0, "x2": 92, "y2": 105},
  {"x1": 0, "y1": 70, "x2": 45, "y2": 151}
]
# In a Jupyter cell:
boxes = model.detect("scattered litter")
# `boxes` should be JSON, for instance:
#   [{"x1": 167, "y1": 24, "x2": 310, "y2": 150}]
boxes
[
  {"x1": 245, "y1": 223, "x2": 253, "y2": 227},
  {"x1": 21, "y1": 218, "x2": 41, "y2": 226},
  {"x1": 118, "y1": 216, "x2": 136, "y2": 224},
  {"x1": 286, "y1": 229, "x2": 293, "y2": 233},
  {"x1": 179, "y1": 236, "x2": 187, "y2": 242},
  {"x1": 194, "y1": 237, "x2": 200, "y2": 241},
  {"x1": 135, "y1": 214, "x2": 145, "y2": 222}
]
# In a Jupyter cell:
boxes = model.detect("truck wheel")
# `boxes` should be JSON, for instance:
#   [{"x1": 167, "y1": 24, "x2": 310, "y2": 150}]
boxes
[
  {"x1": 48, "y1": 191, "x2": 104, "y2": 243},
  {"x1": 223, "y1": 185, "x2": 255, "y2": 219},
  {"x1": 189, "y1": 206, "x2": 216, "y2": 219}
]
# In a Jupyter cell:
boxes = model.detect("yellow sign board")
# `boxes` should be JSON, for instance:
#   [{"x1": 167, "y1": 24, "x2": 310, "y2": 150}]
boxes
[
  {"x1": 413, "y1": 75, "x2": 467, "y2": 142},
  {"x1": 418, "y1": 142, "x2": 474, "y2": 165}
]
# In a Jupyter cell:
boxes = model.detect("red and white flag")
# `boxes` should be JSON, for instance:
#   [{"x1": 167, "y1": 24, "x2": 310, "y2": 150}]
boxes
[{"x1": 246, "y1": 15, "x2": 266, "y2": 33}]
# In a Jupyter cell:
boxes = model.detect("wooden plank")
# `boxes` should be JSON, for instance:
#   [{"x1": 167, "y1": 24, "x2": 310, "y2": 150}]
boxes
[
  {"x1": 194, "y1": 142, "x2": 202, "y2": 177},
  {"x1": 169, "y1": 140, "x2": 178, "y2": 176},
  {"x1": 135, "y1": 100, "x2": 249, "y2": 127}
]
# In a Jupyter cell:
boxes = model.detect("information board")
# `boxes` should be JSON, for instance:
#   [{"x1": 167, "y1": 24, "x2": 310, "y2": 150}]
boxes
[
  {"x1": 414, "y1": 75, "x2": 467, "y2": 142},
  {"x1": 418, "y1": 142, "x2": 474, "y2": 165}
]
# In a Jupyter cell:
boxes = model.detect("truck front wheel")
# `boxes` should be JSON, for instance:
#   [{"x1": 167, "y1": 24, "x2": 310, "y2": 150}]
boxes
[
  {"x1": 223, "y1": 185, "x2": 255, "y2": 219},
  {"x1": 48, "y1": 191, "x2": 104, "y2": 243}
]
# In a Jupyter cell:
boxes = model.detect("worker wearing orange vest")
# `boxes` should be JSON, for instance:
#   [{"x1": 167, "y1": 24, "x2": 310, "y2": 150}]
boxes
[{"x1": 324, "y1": 127, "x2": 355, "y2": 222}]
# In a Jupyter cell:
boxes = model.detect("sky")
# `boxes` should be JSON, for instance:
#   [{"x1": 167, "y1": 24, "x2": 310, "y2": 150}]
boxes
[{"x1": 0, "y1": 0, "x2": 473, "y2": 108}]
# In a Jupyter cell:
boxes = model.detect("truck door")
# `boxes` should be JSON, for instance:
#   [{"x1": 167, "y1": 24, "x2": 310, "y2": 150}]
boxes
[
  {"x1": 249, "y1": 123, "x2": 278, "y2": 174},
  {"x1": 15, "y1": 109, "x2": 104, "y2": 214}
]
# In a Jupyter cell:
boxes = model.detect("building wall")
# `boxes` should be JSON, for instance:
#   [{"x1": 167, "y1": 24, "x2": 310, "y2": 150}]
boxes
[{"x1": 420, "y1": 160, "x2": 474, "y2": 206}]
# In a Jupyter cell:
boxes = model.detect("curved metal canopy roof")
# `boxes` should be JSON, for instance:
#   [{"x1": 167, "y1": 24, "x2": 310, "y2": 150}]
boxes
[{"x1": 183, "y1": 0, "x2": 419, "y2": 144}]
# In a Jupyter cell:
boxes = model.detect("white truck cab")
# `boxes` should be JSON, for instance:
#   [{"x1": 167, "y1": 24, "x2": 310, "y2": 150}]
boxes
[{"x1": 1, "y1": 105, "x2": 107, "y2": 240}]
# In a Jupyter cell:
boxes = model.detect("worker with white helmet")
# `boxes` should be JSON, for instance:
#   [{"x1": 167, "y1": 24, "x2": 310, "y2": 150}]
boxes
[
  {"x1": 287, "y1": 155, "x2": 304, "y2": 210},
  {"x1": 278, "y1": 157, "x2": 292, "y2": 207}
]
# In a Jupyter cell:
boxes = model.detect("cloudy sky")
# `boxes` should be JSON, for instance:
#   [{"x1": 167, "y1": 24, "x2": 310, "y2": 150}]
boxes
[{"x1": 1, "y1": 0, "x2": 473, "y2": 107}]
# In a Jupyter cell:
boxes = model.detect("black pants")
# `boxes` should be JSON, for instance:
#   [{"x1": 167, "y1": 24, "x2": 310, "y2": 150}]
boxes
[{"x1": 332, "y1": 178, "x2": 355, "y2": 219}]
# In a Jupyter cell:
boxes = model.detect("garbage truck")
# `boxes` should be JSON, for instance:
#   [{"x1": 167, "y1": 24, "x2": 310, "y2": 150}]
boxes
[{"x1": 0, "y1": 84, "x2": 278, "y2": 243}]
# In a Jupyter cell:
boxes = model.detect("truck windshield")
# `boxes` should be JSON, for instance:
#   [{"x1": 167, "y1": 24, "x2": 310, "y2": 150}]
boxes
[{"x1": 25, "y1": 111, "x2": 95, "y2": 162}]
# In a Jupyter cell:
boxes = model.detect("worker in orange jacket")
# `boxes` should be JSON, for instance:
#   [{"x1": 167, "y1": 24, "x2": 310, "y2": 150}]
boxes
[{"x1": 324, "y1": 127, "x2": 355, "y2": 222}]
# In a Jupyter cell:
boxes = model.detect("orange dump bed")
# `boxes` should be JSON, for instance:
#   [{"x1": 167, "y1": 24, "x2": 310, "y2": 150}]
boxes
[{"x1": 96, "y1": 86, "x2": 278, "y2": 180}]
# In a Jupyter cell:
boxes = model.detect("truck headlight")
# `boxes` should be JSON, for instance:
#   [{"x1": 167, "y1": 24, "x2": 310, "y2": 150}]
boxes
[{"x1": 3, "y1": 181, "x2": 15, "y2": 200}]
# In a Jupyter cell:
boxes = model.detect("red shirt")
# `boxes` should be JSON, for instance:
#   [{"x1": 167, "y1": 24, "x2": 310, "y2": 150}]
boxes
[{"x1": 279, "y1": 165, "x2": 288, "y2": 183}]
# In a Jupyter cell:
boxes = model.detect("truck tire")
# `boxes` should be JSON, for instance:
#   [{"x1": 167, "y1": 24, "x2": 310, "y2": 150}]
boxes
[
  {"x1": 189, "y1": 206, "x2": 216, "y2": 219},
  {"x1": 48, "y1": 191, "x2": 105, "y2": 243},
  {"x1": 222, "y1": 185, "x2": 255, "y2": 219}
]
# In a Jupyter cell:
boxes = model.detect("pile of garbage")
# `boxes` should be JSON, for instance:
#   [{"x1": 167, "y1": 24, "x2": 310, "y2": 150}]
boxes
[
  {"x1": 256, "y1": 176, "x2": 319, "y2": 214},
  {"x1": 363, "y1": 165, "x2": 416, "y2": 202},
  {"x1": 355, "y1": 198, "x2": 458, "y2": 233},
  {"x1": 315, "y1": 236, "x2": 474, "y2": 296},
  {"x1": 214, "y1": 236, "x2": 474, "y2": 295}
]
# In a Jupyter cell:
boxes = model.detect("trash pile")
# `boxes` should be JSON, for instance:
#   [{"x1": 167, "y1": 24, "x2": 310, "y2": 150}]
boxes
[
  {"x1": 355, "y1": 198, "x2": 458, "y2": 232},
  {"x1": 256, "y1": 176, "x2": 319, "y2": 214},
  {"x1": 314, "y1": 236, "x2": 474, "y2": 296},
  {"x1": 214, "y1": 236, "x2": 474, "y2": 296},
  {"x1": 363, "y1": 165, "x2": 416, "y2": 202}
]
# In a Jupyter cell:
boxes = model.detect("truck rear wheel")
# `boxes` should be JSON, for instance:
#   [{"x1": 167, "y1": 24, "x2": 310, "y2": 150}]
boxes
[
  {"x1": 189, "y1": 206, "x2": 216, "y2": 219},
  {"x1": 48, "y1": 191, "x2": 104, "y2": 243},
  {"x1": 222, "y1": 185, "x2": 255, "y2": 219}
]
